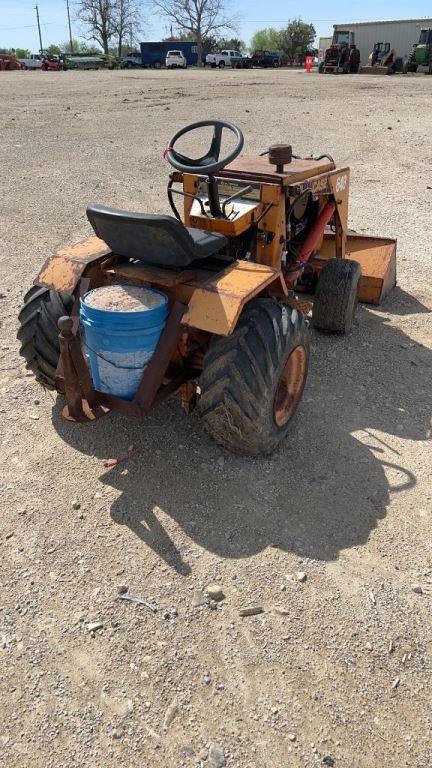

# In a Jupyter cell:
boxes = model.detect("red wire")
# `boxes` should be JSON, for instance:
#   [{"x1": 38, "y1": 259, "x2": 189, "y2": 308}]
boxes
[{"x1": 103, "y1": 447, "x2": 140, "y2": 468}]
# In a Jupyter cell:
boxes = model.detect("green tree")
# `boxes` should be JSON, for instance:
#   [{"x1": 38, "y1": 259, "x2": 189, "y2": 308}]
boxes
[
  {"x1": 63, "y1": 38, "x2": 82, "y2": 53},
  {"x1": 63, "y1": 39, "x2": 101, "y2": 54},
  {"x1": 250, "y1": 28, "x2": 283, "y2": 53},
  {"x1": 202, "y1": 35, "x2": 220, "y2": 56},
  {"x1": 15, "y1": 47, "x2": 30, "y2": 58},
  {"x1": 217, "y1": 37, "x2": 245, "y2": 52},
  {"x1": 46, "y1": 44, "x2": 62, "y2": 55},
  {"x1": 282, "y1": 18, "x2": 316, "y2": 57}
]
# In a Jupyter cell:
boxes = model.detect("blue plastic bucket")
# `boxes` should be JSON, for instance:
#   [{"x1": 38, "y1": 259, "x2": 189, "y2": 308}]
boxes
[{"x1": 80, "y1": 285, "x2": 168, "y2": 400}]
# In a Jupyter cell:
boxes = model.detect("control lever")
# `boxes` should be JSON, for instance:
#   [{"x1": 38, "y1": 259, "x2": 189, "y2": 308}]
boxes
[
  {"x1": 221, "y1": 185, "x2": 254, "y2": 217},
  {"x1": 167, "y1": 183, "x2": 210, "y2": 219}
]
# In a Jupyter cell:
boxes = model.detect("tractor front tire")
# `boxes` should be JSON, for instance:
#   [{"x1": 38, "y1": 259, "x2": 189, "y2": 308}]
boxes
[
  {"x1": 17, "y1": 286, "x2": 73, "y2": 388},
  {"x1": 198, "y1": 298, "x2": 310, "y2": 456},
  {"x1": 312, "y1": 258, "x2": 361, "y2": 334}
]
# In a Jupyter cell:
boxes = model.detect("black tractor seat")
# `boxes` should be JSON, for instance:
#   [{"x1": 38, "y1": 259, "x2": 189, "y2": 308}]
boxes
[{"x1": 87, "y1": 204, "x2": 228, "y2": 269}]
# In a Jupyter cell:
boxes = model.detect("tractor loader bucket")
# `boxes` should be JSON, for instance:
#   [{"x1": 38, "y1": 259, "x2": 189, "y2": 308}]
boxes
[
  {"x1": 313, "y1": 231, "x2": 396, "y2": 305},
  {"x1": 359, "y1": 65, "x2": 394, "y2": 75}
]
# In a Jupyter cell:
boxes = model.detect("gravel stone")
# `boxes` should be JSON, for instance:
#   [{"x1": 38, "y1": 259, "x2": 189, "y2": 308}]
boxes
[
  {"x1": 205, "y1": 584, "x2": 225, "y2": 602},
  {"x1": 86, "y1": 621, "x2": 103, "y2": 632},
  {"x1": 164, "y1": 700, "x2": 178, "y2": 729},
  {"x1": 297, "y1": 571, "x2": 307, "y2": 583},
  {"x1": 209, "y1": 744, "x2": 226, "y2": 768},
  {"x1": 239, "y1": 606, "x2": 264, "y2": 617},
  {"x1": 192, "y1": 589, "x2": 207, "y2": 607}
]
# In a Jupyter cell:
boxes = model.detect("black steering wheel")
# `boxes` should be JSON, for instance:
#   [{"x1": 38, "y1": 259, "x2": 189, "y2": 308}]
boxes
[{"x1": 164, "y1": 120, "x2": 244, "y2": 175}]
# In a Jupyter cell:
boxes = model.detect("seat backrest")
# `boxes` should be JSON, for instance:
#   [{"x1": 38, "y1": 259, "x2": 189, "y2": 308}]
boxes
[{"x1": 86, "y1": 204, "x2": 197, "y2": 268}]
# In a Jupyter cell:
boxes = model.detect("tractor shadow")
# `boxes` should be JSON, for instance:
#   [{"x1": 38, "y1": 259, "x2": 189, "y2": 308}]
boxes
[{"x1": 52, "y1": 289, "x2": 430, "y2": 575}]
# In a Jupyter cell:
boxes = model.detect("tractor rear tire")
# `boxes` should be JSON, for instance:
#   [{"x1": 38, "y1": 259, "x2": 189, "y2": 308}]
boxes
[
  {"x1": 198, "y1": 298, "x2": 310, "y2": 456},
  {"x1": 312, "y1": 258, "x2": 361, "y2": 334},
  {"x1": 17, "y1": 286, "x2": 73, "y2": 388}
]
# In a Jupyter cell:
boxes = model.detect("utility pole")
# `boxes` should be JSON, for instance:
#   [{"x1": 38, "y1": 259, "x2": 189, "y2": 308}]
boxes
[
  {"x1": 66, "y1": 0, "x2": 74, "y2": 52},
  {"x1": 35, "y1": 5, "x2": 43, "y2": 53}
]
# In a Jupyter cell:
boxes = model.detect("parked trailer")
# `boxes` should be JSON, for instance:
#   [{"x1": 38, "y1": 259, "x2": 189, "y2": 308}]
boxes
[
  {"x1": 140, "y1": 41, "x2": 198, "y2": 68},
  {"x1": 64, "y1": 54, "x2": 106, "y2": 70},
  {"x1": 333, "y1": 18, "x2": 432, "y2": 68},
  {"x1": 0, "y1": 54, "x2": 23, "y2": 70}
]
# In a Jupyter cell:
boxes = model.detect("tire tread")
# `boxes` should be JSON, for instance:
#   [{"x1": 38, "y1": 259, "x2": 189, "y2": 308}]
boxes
[
  {"x1": 198, "y1": 298, "x2": 310, "y2": 455},
  {"x1": 312, "y1": 258, "x2": 361, "y2": 333},
  {"x1": 17, "y1": 287, "x2": 73, "y2": 387}
]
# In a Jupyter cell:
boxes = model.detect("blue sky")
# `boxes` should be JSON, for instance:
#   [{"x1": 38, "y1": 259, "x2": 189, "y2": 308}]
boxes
[{"x1": 1, "y1": 0, "x2": 432, "y2": 51}]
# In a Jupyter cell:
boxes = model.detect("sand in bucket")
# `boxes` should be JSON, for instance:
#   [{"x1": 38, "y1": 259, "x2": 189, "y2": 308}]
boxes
[{"x1": 80, "y1": 284, "x2": 168, "y2": 400}]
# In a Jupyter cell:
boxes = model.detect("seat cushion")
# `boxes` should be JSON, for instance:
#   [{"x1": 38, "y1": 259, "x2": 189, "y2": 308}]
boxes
[
  {"x1": 86, "y1": 204, "x2": 228, "y2": 268},
  {"x1": 187, "y1": 227, "x2": 228, "y2": 258}
]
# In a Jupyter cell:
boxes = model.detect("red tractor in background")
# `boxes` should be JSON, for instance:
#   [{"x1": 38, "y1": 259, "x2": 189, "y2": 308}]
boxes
[
  {"x1": 41, "y1": 54, "x2": 67, "y2": 71},
  {"x1": 0, "y1": 54, "x2": 23, "y2": 71},
  {"x1": 320, "y1": 31, "x2": 360, "y2": 74}
]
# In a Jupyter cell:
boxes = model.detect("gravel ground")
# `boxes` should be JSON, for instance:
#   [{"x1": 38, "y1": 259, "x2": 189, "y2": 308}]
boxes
[{"x1": 1, "y1": 69, "x2": 431, "y2": 768}]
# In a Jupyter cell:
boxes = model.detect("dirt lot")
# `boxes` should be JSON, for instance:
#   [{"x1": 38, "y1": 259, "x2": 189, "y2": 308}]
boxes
[{"x1": 1, "y1": 68, "x2": 431, "y2": 768}]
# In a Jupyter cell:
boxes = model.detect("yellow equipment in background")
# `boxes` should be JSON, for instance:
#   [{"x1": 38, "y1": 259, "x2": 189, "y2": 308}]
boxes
[{"x1": 360, "y1": 42, "x2": 398, "y2": 74}]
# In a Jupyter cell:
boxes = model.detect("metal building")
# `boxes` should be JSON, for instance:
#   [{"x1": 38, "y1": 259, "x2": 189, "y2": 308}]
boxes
[
  {"x1": 333, "y1": 18, "x2": 432, "y2": 65},
  {"x1": 318, "y1": 37, "x2": 332, "y2": 62}
]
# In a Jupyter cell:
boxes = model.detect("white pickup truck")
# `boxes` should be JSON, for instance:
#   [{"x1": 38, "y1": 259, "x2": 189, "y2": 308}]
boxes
[
  {"x1": 17, "y1": 53, "x2": 43, "y2": 70},
  {"x1": 205, "y1": 50, "x2": 244, "y2": 69}
]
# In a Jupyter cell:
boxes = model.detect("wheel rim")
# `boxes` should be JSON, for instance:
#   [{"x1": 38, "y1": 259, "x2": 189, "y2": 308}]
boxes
[{"x1": 273, "y1": 345, "x2": 307, "y2": 427}]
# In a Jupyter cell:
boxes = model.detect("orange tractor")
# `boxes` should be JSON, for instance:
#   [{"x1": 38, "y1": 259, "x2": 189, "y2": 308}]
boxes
[{"x1": 18, "y1": 121, "x2": 396, "y2": 455}]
